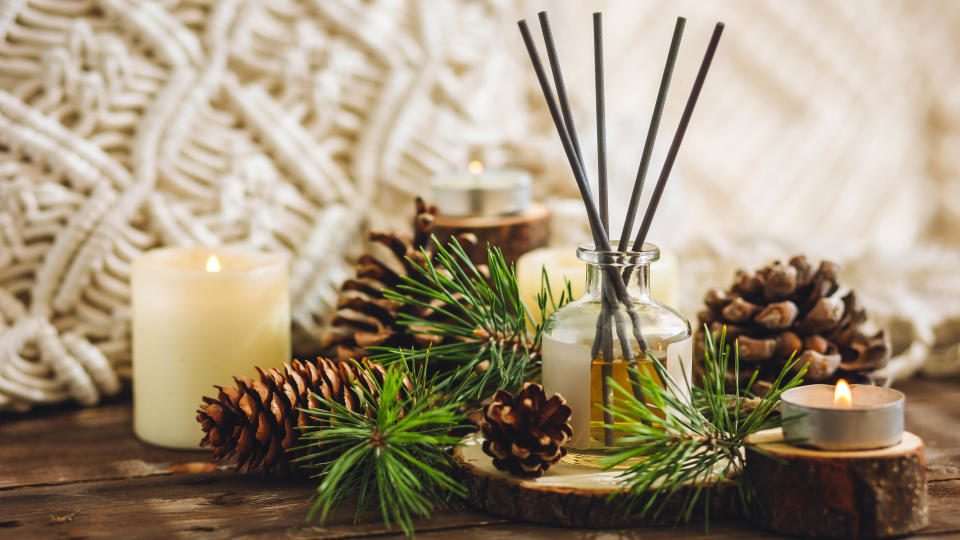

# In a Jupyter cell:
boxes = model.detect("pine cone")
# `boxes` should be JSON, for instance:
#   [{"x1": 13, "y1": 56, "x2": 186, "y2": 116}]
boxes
[
  {"x1": 695, "y1": 255, "x2": 891, "y2": 394},
  {"x1": 481, "y1": 383, "x2": 573, "y2": 478},
  {"x1": 197, "y1": 358, "x2": 397, "y2": 476},
  {"x1": 319, "y1": 198, "x2": 443, "y2": 361}
]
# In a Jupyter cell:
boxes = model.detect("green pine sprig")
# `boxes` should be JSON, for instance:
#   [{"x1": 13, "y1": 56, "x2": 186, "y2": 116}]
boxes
[
  {"x1": 373, "y1": 236, "x2": 571, "y2": 403},
  {"x1": 600, "y1": 326, "x2": 806, "y2": 526},
  {"x1": 295, "y1": 355, "x2": 468, "y2": 536}
]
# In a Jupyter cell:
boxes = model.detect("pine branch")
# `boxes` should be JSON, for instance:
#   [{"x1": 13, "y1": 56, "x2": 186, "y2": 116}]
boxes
[
  {"x1": 373, "y1": 237, "x2": 571, "y2": 402},
  {"x1": 295, "y1": 355, "x2": 469, "y2": 536},
  {"x1": 600, "y1": 326, "x2": 807, "y2": 525}
]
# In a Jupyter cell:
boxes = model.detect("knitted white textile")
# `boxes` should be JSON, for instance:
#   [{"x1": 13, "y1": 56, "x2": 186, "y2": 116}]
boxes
[
  {"x1": 0, "y1": 0, "x2": 536, "y2": 411},
  {"x1": 3, "y1": 0, "x2": 960, "y2": 412}
]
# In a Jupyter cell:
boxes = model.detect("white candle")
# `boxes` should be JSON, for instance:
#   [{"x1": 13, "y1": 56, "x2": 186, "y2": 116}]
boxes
[
  {"x1": 132, "y1": 247, "x2": 290, "y2": 449},
  {"x1": 515, "y1": 246, "x2": 679, "y2": 323}
]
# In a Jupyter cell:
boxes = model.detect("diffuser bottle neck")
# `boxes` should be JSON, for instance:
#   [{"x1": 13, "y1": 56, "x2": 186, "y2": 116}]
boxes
[
  {"x1": 577, "y1": 241, "x2": 659, "y2": 301},
  {"x1": 584, "y1": 262, "x2": 651, "y2": 299}
]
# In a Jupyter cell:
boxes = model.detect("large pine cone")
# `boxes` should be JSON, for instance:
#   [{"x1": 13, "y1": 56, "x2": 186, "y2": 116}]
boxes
[
  {"x1": 319, "y1": 197, "x2": 447, "y2": 361},
  {"x1": 197, "y1": 358, "x2": 396, "y2": 476},
  {"x1": 481, "y1": 383, "x2": 573, "y2": 478},
  {"x1": 695, "y1": 255, "x2": 890, "y2": 394}
]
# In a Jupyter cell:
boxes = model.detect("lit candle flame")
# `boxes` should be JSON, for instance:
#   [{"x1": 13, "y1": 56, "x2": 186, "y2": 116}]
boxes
[
  {"x1": 834, "y1": 379, "x2": 852, "y2": 408},
  {"x1": 468, "y1": 160, "x2": 484, "y2": 174},
  {"x1": 205, "y1": 255, "x2": 221, "y2": 273}
]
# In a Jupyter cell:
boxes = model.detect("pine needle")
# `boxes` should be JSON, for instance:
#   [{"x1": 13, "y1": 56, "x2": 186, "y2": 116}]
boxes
[
  {"x1": 373, "y1": 237, "x2": 571, "y2": 402},
  {"x1": 600, "y1": 327, "x2": 806, "y2": 527},
  {"x1": 295, "y1": 355, "x2": 468, "y2": 536}
]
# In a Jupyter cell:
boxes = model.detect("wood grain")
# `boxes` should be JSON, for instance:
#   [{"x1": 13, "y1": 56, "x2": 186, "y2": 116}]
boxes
[
  {"x1": 0, "y1": 401, "x2": 213, "y2": 489},
  {"x1": 454, "y1": 432, "x2": 737, "y2": 528},
  {"x1": 432, "y1": 202, "x2": 550, "y2": 264},
  {"x1": 0, "y1": 376, "x2": 958, "y2": 538},
  {"x1": 900, "y1": 377, "x2": 960, "y2": 482},
  {"x1": 744, "y1": 429, "x2": 927, "y2": 538},
  {"x1": 0, "y1": 472, "x2": 505, "y2": 539}
]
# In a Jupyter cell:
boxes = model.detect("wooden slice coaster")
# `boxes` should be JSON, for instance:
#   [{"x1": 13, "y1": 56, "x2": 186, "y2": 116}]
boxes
[
  {"x1": 453, "y1": 432, "x2": 738, "y2": 528},
  {"x1": 744, "y1": 428, "x2": 928, "y2": 539},
  {"x1": 432, "y1": 202, "x2": 550, "y2": 265}
]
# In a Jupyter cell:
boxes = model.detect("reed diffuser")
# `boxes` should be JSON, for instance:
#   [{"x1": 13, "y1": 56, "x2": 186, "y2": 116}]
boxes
[{"x1": 519, "y1": 12, "x2": 724, "y2": 456}]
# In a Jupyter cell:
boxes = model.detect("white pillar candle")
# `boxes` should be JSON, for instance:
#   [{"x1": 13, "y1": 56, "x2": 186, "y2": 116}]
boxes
[
  {"x1": 132, "y1": 247, "x2": 290, "y2": 449},
  {"x1": 516, "y1": 246, "x2": 679, "y2": 322}
]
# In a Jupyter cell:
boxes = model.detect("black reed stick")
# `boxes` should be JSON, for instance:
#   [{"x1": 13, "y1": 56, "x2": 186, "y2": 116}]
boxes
[
  {"x1": 631, "y1": 22, "x2": 724, "y2": 251},
  {"x1": 521, "y1": 17, "x2": 647, "y2": 414},
  {"x1": 518, "y1": 20, "x2": 609, "y2": 252},
  {"x1": 523, "y1": 17, "x2": 644, "y2": 338},
  {"x1": 618, "y1": 16, "x2": 685, "y2": 252},
  {"x1": 593, "y1": 13, "x2": 618, "y2": 444},
  {"x1": 593, "y1": 13, "x2": 608, "y2": 233},
  {"x1": 538, "y1": 12, "x2": 588, "y2": 182}
]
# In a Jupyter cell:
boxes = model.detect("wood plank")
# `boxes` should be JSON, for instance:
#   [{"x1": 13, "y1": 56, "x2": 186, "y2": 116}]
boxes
[
  {"x1": 383, "y1": 480, "x2": 960, "y2": 540},
  {"x1": 0, "y1": 470, "x2": 507, "y2": 539},
  {"x1": 2, "y1": 378, "x2": 954, "y2": 490},
  {"x1": 897, "y1": 377, "x2": 960, "y2": 481},
  {"x1": 0, "y1": 376, "x2": 957, "y2": 539},
  {"x1": 0, "y1": 401, "x2": 219, "y2": 489},
  {"x1": 926, "y1": 478, "x2": 960, "y2": 534},
  {"x1": 382, "y1": 520, "x2": 798, "y2": 539},
  {"x1": 6, "y1": 475, "x2": 958, "y2": 539}
]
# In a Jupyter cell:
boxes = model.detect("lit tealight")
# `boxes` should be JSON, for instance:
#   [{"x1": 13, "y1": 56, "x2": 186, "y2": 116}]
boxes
[
  {"x1": 781, "y1": 381, "x2": 905, "y2": 450},
  {"x1": 833, "y1": 379, "x2": 852, "y2": 408},
  {"x1": 468, "y1": 160, "x2": 484, "y2": 174},
  {"x1": 205, "y1": 255, "x2": 221, "y2": 273}
]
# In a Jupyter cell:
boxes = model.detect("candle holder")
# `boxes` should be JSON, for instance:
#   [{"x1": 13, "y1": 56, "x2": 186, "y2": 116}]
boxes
[
  {"x1": 430, "y1": 163, "x2": 549, "y2": 264},
  {"x1": 744, "y1": 381, "x2": 927, "y2": 538}
]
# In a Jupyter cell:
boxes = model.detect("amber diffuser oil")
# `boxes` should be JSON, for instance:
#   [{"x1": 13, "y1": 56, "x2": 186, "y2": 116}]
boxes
[{"x1": 589, "y1": 350, "x2": 665, "y2": 446}]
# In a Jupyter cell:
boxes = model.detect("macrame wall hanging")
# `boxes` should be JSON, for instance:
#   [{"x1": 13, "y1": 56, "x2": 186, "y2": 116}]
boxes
[
  {"x1": 4, "y1": 0, "x2": 960, "y2": 412},
  {"x1": 0, "y1": 0, "x2": 541, "y2": 411}
]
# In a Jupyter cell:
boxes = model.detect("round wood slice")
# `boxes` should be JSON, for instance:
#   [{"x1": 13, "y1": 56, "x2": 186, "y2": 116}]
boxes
[
  {"x1": 744, "y1": 428, "x2": 928, "y2": 539},
  {"x1": 453, "y1": 432, "x2": 738, "y2": 528},
  {"x1": 432, "y1": 202, "x2": 550, "y2": 265}
]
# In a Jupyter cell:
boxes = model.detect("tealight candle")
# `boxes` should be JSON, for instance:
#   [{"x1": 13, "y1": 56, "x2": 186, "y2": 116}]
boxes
[
  {"x1": 132, "y1": 246, "x2": 290, "y2": 449},
  {"x1": 432, "y1": 161, "x2": 532, "y2": 217},
  {"x1": 780, "y1": 379, "x2": 905, "y2": 450}
]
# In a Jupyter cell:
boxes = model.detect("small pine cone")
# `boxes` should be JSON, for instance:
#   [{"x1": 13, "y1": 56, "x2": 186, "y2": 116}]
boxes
[
  {"x1": 197, "y1": 358, "x2": 399, "y2": 477},
  {"x1": 695, "y1": 256, "x2": 891, "y2": 393},
  {"x1": 481, "y1": 383, "x2": 573, "y2": 478}
]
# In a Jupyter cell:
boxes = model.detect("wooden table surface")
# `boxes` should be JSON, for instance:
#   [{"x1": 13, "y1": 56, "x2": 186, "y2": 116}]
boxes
[{"x1": 2, "y1": 376, "x2": 959, "y2": 539}]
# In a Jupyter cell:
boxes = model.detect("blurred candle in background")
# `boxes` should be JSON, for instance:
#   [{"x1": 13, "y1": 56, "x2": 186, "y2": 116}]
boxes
[
  {"x1": 433, "y1": 161, "x2": 532, "y2": 217},
  {"x1": 516, "y1": 246, "x2": 678, "y2": 322},
  {"x1": 132, "y1": 247, "x2": 290, "y2": 449},
  {"x1": 431, "y1": 161, "x2": 550, "y2": 264}
]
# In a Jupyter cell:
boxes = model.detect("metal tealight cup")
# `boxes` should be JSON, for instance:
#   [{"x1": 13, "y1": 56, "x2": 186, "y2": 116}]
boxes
[{"x1": 780, "y1": 384, "x2": 905, "y2": 451}]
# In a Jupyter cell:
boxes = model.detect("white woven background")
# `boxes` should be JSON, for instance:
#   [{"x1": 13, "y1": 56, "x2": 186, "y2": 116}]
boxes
[
  {"x1": 1, "y1": 0, "x2": 958, "y2": 412},
  {"x1": 531, "y1": 0, "x2": 960, "y2": 384}
]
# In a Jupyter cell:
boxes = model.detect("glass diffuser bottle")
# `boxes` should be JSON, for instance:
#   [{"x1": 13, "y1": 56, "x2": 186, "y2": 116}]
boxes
[{"x1": 541, "y1": 241, "x2": 692, "y2": 460}]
